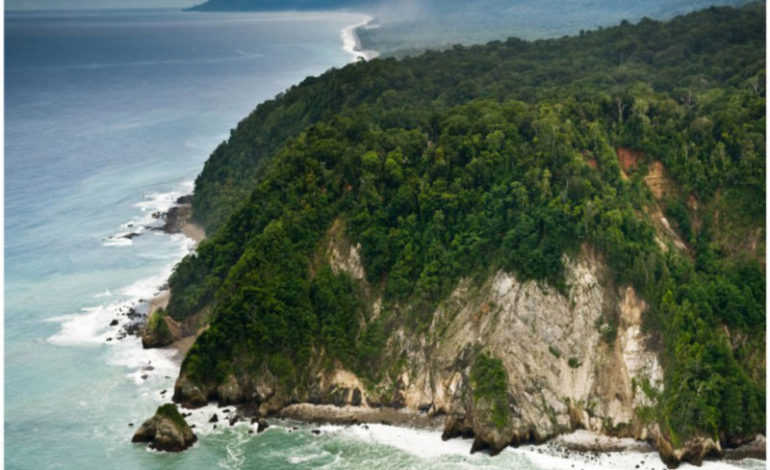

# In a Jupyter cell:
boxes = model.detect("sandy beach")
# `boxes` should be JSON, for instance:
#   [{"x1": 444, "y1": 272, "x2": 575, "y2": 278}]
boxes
[
  {"x1": 144, "y1": 200, "x2": 207, "y2": 359},
  {"x1": 341, "y1": 16, "x2": 380, "y2": 61}
]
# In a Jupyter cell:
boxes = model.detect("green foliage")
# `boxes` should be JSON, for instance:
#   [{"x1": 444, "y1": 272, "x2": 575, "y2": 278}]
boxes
[
  {"x1": 568, "y1": 357, "x2": 582, "y2": 368},
  {"x1": 548, "y1": 345, "x2": 561, "y2": 359},
  {"x1": 191, "y1": 3, "x2": 765, "y2": 236},
  {"x1": 596, "y1": 315, "x2": 618, "y2": 345},
  {"x1": 171, "y1": 4, "x2": 763, "y2": 446},
  {"x1": 156, "y1": 404, "x2": 188, "y2": 430},
  {"x1": 147, "y1": 308, "x2": 172, "y2": 344},
  {"x1": 471, "y1": 353, "x2": 510, "y2": 429},
  {"x1": 310, "y1": 265, "x2": 364, "y2": 363}
]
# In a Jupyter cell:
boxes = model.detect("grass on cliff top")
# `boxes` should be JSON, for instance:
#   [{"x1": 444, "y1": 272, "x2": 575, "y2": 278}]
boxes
[{"x1": 156, "y1": 404, "x2": 189, "y2": 430}]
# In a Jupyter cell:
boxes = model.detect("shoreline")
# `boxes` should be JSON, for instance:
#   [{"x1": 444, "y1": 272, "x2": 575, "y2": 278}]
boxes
[
  {"x1": 341, "y1": 15, "x2": 380, "y2": 61},
  {"x1": 175, "y1": 399, "x2": 766, "y2": 467},
  {"x1": 278, "y1": 403, "x2": 444, "y2": 429},
  {"x1": 275, "y1": 405, "x2": 766, "y2": 463},
  {"x1": 140, "y1": 197, "x2": 766, "y2": 466},
  {"x1": 142, "y1": 195, "x2": 206, "y2": 358}
]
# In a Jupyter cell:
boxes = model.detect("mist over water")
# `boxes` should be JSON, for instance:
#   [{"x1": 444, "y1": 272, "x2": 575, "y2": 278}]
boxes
[{"x1": 3, "y1": 7, "x2": 764, "y2": 470}]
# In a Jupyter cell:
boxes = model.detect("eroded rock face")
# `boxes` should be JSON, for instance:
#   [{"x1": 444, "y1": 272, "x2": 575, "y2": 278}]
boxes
[
  {"x1": 140, "y1": 314, "x2": 176, "y2": 348},
  {"x1": 360, "y1": 246, "x2": 665, "y2": 457},
  {"x1": 174, "y1": 240, "x2": 672, "y2": 460},
  {"x1": 216, "y1": 374, "x2": 243, "y2": 405},
  {"x1": 131, "y1": 404, "x2": 196, "y2": 452},
  {"x1": 173, "y1": 374, "x2": 209, "y2": 408},
  {"x1": 651, "y1": 425, "x2": 722, "y2": 468}
]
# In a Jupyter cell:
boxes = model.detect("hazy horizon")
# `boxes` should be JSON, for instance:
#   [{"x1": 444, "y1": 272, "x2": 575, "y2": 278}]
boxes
[{"x1": 5, "y1": 0, "x2": 199, "y2": 10}]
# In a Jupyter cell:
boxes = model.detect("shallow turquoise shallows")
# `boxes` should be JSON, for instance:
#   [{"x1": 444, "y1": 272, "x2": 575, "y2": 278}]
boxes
[{"x1": 4, "y1": 8, "x2": 764, "y2": 470}]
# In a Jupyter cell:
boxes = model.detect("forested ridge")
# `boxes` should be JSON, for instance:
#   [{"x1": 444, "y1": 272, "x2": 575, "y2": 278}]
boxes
[{"x1": 168, "y1": 3, "x2": 764, "y2": 454}]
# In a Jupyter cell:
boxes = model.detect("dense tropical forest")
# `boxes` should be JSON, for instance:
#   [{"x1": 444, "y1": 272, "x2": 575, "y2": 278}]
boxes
[{"x1": 167, "y1": 3, "x2": 764, "y2": 453}]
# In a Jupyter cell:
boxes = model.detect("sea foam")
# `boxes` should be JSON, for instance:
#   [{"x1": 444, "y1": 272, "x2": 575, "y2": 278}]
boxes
[
  {"x1": 341, "y1": 16, "x2": 380, "y2": 62},
  {"x1": 103, "y1": 181, "x2": 194, "y2": 247}
]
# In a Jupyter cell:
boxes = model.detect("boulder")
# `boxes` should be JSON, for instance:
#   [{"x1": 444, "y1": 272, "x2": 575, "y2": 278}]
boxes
[
  {"x1": 141, "y1": 308, "x2": 175, "y2": 348},
  {"x1": 442, "y1": 414, "x2": 474, "y2": 440},
  {"x1": 131, "y1": 404, "x2": 196, "y2": 452},
  {"x1": 651, "y1": 425, "x2": 722, "y2": 468},
  {"x1": 257, "y1": 419, "x2": 269, "y2": 433}
]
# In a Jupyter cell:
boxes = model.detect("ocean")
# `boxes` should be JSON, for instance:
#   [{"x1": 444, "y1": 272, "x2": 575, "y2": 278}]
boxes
[{"x1": 3, "y1": 8, "x2": 763, "y2": 470}]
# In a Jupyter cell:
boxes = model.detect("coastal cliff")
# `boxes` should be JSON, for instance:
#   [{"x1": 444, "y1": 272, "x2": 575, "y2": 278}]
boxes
[{"x1": 138, "y1": 4, "x2": 765, "y2": 468}]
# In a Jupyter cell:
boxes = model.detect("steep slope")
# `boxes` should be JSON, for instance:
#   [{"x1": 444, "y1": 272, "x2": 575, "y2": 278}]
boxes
[{"x1": 157, "y1": 4, "x2": 764, "y2": 467}]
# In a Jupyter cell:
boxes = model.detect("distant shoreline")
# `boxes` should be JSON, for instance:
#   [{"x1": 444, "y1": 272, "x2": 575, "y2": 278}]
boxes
[{"x1": 341, "y1": 15, "x2": 380, "y2": 61}]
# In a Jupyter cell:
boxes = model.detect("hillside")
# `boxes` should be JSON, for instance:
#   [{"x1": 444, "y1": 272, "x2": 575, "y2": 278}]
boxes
[{"x1": 153, "y1": 4, "x2": 765, "y2": 467}]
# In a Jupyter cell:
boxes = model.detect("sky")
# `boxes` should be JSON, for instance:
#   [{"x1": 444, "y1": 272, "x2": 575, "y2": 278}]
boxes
[{"x1": 6, "y1": 0, "x2": 200, "y2": 10}]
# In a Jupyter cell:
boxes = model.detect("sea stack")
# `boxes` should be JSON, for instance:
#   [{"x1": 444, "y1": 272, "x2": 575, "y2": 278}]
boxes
[{"x1": 131, "y1": 404, "x2": 197, "y2": 452}]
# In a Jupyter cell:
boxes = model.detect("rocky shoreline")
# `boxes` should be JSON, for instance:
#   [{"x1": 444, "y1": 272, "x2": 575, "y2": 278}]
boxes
[
  {"x1": 277, "y1": 403, "x2": 444, "y2": 429},
  {"x1": 136, "y1": 394, "x2": 767, "y2": 467},
  {"x1": 103, "y1": 195, "x2": 205, "y2": 348},
  {"x1": 129, "y1": 199, "x2": 765, "y2": 466}
]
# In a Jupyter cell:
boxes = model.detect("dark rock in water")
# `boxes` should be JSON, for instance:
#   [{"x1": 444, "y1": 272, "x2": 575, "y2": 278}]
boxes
[
  {"x1": 120, "y1": 232, "x2": 141, "y2": 240},
  {"x1": 248, "y1": 429, "x2": 254, "y2": 434},
  {"x1": 161, "y1": 205, "x2": 192, "y2": 234},
  {"x1": 131, "y1": 404, "x2": 196, "y2": 452},
  {"x1": 110, "y1": 319, "x2": 119, "y2": 327},
  {"x1": 141, "y1": 374, "x2": 148, "y2": 380},
  {"x1": 151, "y1": 211, "x2": 162, "y2": 219},
  {"x1": 176, "y1": 195, "x2": 193, "y2": 205},
  {"x1": 128, "y1": 423, "x2": 134, "y2": 427},
  {"x1": 311, "y1": 429, "x2": 321, "y2": 435},
  {"x1": 257, "y1": 419, "x2": 269, "y2": 433},
  {"x1": 209, "y1": 414, "x2": 219, "y2": 423},
  {"x1": 126, "y1": 308, "x2": 143, "y2": 320},
  {"x1": 160, "y1": 390, "x2": 167, "y2": 395},
  {"x1": 142, "y1": 365, "x2": 155, "y2": 371},
  {"x1": 123, "y1": 321, "x2": 143, "y2": 337},
  {"x1": 223, "y1": 409, "x2": 230, "y2": 414},
  {"x1": 106, "y1": 338, "x2": 112, "y2": 342},
  {"x1": 229, "y1": 415, "x2": 239, "y2": 426},
  {"x1": 190, "y1": 424, "x2": 196, "y2": 429},
  {"x1": 213, "y1": 424, "x2": 217, "y2": 429}
]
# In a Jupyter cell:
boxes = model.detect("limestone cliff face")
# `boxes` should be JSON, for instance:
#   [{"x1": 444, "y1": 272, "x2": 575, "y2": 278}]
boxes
[
  {"x1": 173, "y1": 228, "x2": 668, "y2": 456},
  {"x1": 379, "y1": 246, "x2": 664, "y2": 453}
]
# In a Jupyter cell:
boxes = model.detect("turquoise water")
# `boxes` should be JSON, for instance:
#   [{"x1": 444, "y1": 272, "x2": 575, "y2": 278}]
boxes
[{"x1": 3, "y1": 8, "x2": 764, "y2": 470}]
